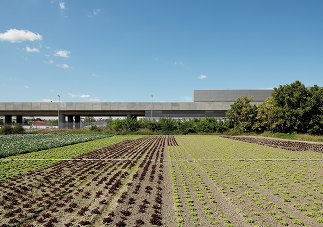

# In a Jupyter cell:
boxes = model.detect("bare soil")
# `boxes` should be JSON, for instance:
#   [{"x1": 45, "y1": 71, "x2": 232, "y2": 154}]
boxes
[{"x1": 222, "y1": 136, "x2": 323, "y2": 152}]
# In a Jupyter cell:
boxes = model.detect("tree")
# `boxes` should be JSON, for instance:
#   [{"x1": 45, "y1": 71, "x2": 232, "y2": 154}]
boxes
[
  {"x1": 226, "y1": 96, "x2": 257, "y2": 132},
  {"x1": 306, "y1": 85, "x2": 323, "y2": 134},
  {"x1": 252, "y1": 97, "x2": 274, "y2": 132},
  {"x1": 272, "y1": 80, "x2": 322, "y2": 134}
]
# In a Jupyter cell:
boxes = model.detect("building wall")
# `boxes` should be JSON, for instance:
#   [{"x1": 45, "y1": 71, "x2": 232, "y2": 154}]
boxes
[{"x1": 193, "y1": 89, "x2": 273, "y2": 102}]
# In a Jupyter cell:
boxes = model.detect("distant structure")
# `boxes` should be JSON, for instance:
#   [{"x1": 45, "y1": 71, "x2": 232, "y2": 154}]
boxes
[
  {"x1": 193, "y1": 90, "x2": 274, "y2": 102},
  {"x1": 0, "y1": 89, "x2": 273, "y2": 128}
]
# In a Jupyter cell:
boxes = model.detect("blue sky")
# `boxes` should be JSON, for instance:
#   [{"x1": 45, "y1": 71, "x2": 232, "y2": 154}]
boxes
[{"x1": 0, "y1": 0, "x2": 322, "y2": 102}]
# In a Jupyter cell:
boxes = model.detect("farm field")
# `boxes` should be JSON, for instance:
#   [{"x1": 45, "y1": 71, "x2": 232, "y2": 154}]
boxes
[
  {"x1": 0, "y1": 135, "x2": 322, "y2": 226},
  {"x1": 0, "y1": 134, "x2": 113, "y2": 158}
]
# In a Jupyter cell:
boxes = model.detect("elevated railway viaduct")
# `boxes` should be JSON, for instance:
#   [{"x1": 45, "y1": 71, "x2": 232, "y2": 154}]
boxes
[{"x1": 0, "y1": 90, "x2": 273, "y2": 129}]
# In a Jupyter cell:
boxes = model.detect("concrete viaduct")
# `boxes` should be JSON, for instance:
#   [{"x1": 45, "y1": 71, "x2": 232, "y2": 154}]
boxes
[{"x1": 0, "y1": 89, "x2": 273, "y2": 129}]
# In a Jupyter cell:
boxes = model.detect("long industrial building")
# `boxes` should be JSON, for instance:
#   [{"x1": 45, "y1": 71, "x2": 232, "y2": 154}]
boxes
[{"x1": 0, "y1": 89, "x2": 273, "y2": 128}]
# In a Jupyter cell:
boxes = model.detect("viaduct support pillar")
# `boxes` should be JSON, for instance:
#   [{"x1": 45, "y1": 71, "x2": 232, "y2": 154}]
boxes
[
  {"x1": 16, "y1": 115, "x2": 23, "y2": 124},
  {"x1": 68, "y1": 115, "x2": 73, "y2": 129},
  {"x1": 75, "y1": 115, "x2": 80, "y2": 129},
  {"x1": 5, "y1": 115, "x2": 12, "y2": 125},
  {"x1": 59, "y1": 114, "x2": 65, "y2": 129}
]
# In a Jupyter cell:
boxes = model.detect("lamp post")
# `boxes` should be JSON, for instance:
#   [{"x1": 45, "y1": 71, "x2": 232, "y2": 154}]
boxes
[
  {"x1": 151, "y1": 95, "x2": 154, "y2": 120},
  {"x1": 57, "y1": 94, "x2": 60, "y2": 129}
]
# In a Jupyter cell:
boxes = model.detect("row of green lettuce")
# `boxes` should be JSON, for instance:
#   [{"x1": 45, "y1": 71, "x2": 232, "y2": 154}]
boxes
[
  {"x1": 0, "y1": 135, "x2": 143, "y2": 182},
  {"x1": 0, "y1": 133, "x2": 112, "y2": 158}
]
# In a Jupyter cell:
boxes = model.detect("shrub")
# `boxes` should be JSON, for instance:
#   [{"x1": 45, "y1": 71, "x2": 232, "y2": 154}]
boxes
[
  {"x1": 13, "y1": 124, "x2": 24, "y2": 134},
  {"x1": 0, "y1": 125, "x2": 13, "y2": 135}
]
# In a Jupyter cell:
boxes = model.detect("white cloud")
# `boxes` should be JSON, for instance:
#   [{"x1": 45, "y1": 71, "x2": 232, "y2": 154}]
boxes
[
  {"x1": 59, "y1": 1, "x2": 65, "y2": 10},
  {"x1": 174, "y1": 61, "x2": 184, "y2": 66},
  {"x1": 0, "y1": 29, "x2": 42, "y2": 43},
  {"x1": 54, "y1": 50, "x2": 70, "y2": 58},
  {"x1": 68, "y1": 93, "x2": 90, "y2": 98},
  {"x1": 57, "y1": 63, "x2": 70, "y2": 69},
  {"x1": 25, "y1": 46, "x2": 40, "y2": 53},
  {"x1": 24, "y1": 85, "x2": 30, "y2": 89},
  {"x1": 198, "y1": 74, "x2": 207, "y2": 79},
  {"x1": 88, "y1": 9, "x2": 101, "y2": 18}
]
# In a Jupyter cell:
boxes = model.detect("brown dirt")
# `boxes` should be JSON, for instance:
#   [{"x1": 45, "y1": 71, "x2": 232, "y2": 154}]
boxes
[
  {"x1": 0, "y1": 137, "x2": 156, "y2": 226},
  {"x1": 222, "y1": 136, "x2": 323, "y2": 152}
]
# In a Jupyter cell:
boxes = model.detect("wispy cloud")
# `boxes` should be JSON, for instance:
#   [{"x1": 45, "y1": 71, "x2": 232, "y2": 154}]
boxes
[
  {"x1": 88, "y1": 9, "x2": 101, "y2": 18},
  {"x1": 24, "y1": 85, "x2": 30, "y2": 89},
  {"x1": 54, "y1": 50, "x2": 70, "y2": 58},
  {"x1": 198, "y1": 74, "x2": 207, "y2": 80},
  {"x1": 91, "y1": 73, "x2": 100, "y2": 78},
  {"x1": 25, "y1": 46, "x2": 40, "y2": 53},
  {"x1": 174, "y1": 61, "x2": 184, "y2": 66},
  {"x1": 44, "y1": 59, "x2": 54, "y2": 64},
  {"x1": 0, "y1": 29, "x2": 42, "y2": 43},
  {"x1": 57, "y1": 63, "x2": 70, "y2": 69},
  {"x1": 68, "y1": 93, "x2": 90, "y2": 98},
  {"x1": 59, "y1": 1, "x2": 66, "y2": 10}
]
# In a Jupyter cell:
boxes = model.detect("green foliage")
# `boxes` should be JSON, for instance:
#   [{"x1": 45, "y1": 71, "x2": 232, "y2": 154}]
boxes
[
  {"x1": 0, "y1": 125, "x2": 13, "y2": 135},
  {"x1": 252, "y1": 97, "x2": 274, "y2": 132},
  {"x1": 225, "y1": 81, "x2": 322, "y2": 135},
  {"x1": 0, "y1": 136, "x2": 139, "y2": 182},
  {"x1": 0, "y1": 133, "x2": 111, "y2": 158},
  {"x1": 272, "y1": 81, "x2": 322, "y2": 134},
  {"x1": 226, "y1": 96, "x2": 257, "y2": 132},
  {"x1": 106, "y1": 117, "x2": 140, "y2": 132},
  {"x1": 0, "y1": 124, "x2": 24, "y2": 135},
  {"x1": 89, "y1": 125, "x2": 99, "y2": 131}
]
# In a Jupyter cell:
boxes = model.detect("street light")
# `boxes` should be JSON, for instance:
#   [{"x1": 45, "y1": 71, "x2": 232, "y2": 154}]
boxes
[
  {"x1": 57, "y1": 94, "x2": 60, "y2": 129},
  {"x1": 151, "y1": 95, "x2": 154, "y2": 119}
]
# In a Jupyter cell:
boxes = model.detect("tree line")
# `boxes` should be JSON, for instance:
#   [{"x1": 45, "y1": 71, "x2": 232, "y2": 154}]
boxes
[
  {"x1": 104, "y1": 81, "x2": 322, "y2": 135},
  {"x1": 226, "y1": 81, "x2": 322, "y2": 135}
]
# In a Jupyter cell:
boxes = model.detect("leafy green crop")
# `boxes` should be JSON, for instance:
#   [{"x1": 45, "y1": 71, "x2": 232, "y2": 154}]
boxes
[
  {"x1": 0, "y1": 135, "x2": 141, "y2": 181},
  {"x1": 0, "y1": 133, "x2": 112, "y2": 158}
]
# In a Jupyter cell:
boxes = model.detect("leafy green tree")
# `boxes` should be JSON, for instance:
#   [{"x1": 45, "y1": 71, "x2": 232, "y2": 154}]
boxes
[
  {"x1": 226, "y1": 96, "x2": 257, "y2": 132},
  {"x1": 252, "y1": 97, "x2": 274, "y2": 132},
  {"x1": 159, "y1": 118, "x2": 176, "y2": 132},
  {"x1": 272, "y1": 81, "x2": 322, "y2": 134},
  {"x1": 176, "y1": 120, "x2": 196, "y2": 134},
  {"x1": 196, "y1": 118, "x2": 217, "y2": 133},
  {"x1": 147, "y1": 120, "x2": 161, "y2": 132},
  {"x1": 306, "y1": 85, "x2": 323, "y2": 134},
  {"x1": 122, "y1": 117, "x2": 140, "y2": 131}
]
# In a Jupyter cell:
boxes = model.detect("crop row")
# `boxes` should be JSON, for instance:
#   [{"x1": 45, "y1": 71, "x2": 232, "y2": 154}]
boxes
[
  {"x1": 0, "y1": 135, "x2": 142, "y2": 182},
  {"x1": 100, "y1": 135, "x2": 169, "y2": 226},
  {"x1": 172, "y1": 136, "x2": 323, "y2": 226},
  {"x1": 0, "y1": 133, "x2": 113, "y2": 158},
  {"x1": 0, "y1": 136, "x2": 157, "y2": 226}
]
